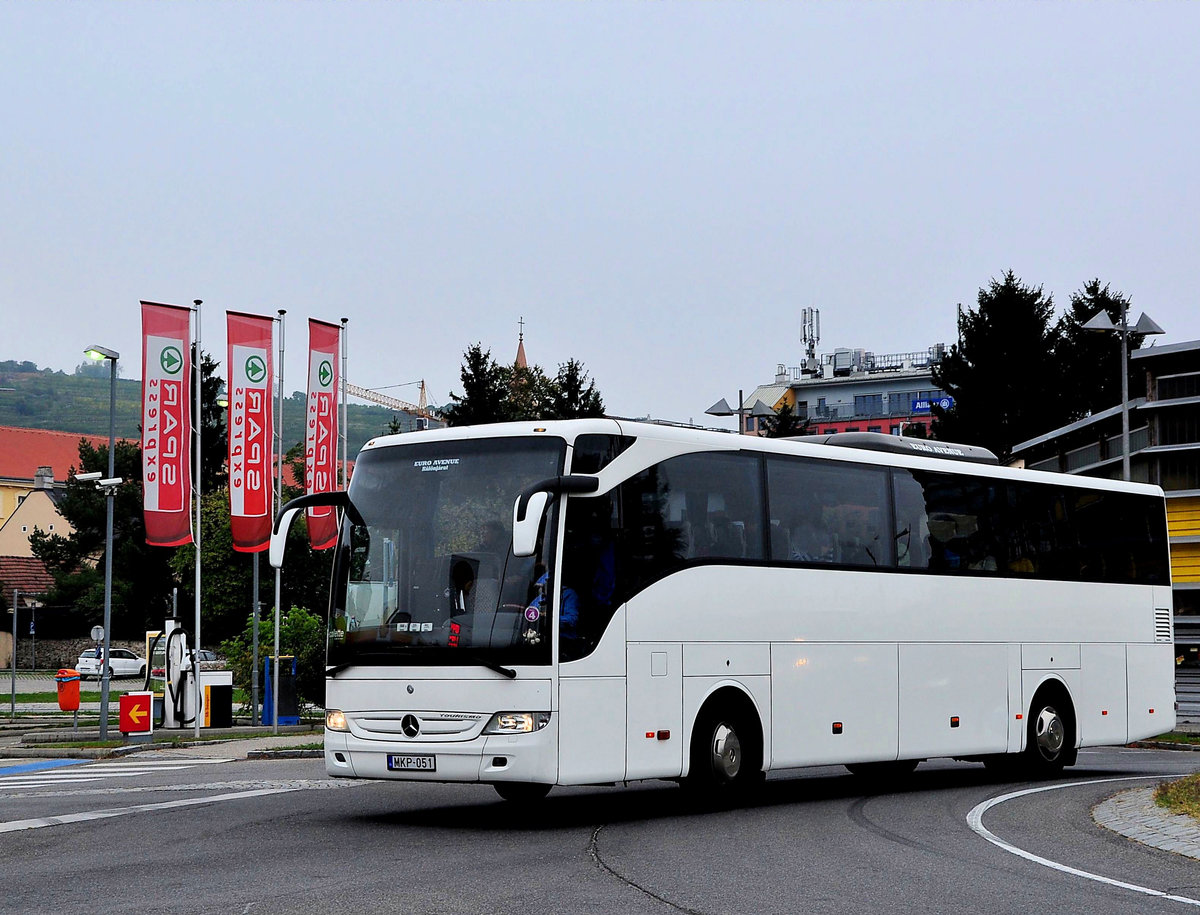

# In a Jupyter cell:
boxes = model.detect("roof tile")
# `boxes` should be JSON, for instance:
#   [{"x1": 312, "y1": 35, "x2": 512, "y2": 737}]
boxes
[
  {"x1": 0, "y1": 556, "x2": 54, "y2": 605},
  {"x1": 0, "y1": 425, "x2": 117, "y2": 483}
]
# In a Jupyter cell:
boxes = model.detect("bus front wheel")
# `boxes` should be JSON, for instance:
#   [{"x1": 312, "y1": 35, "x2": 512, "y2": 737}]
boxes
[{"x1": 686, "y1": 701, "x2": 764, "y2": 798}]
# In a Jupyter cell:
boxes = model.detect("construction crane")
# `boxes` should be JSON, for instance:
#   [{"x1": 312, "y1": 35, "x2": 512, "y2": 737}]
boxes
[{"x1": 344, "y1": 380, "x2": 440, "y2": 421}]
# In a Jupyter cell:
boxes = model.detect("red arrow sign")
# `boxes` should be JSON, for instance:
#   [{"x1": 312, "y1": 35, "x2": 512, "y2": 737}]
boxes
[{"x1": 119, "y1": 692, "x2": 154, "y2": 734}]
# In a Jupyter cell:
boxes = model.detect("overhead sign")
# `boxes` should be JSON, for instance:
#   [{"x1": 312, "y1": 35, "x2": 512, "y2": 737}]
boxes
[
  {"x1": 912, "y1": 396, "x2": 954, "y2": 414},
  {"x1": 119, "y1": 692, "x2": 154, "y2": 734}
]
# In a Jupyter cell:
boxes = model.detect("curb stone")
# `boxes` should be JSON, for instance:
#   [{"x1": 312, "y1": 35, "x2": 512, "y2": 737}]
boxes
[{"x1": 1094, "y1": 785, "x2": 1200, "y2": 861}]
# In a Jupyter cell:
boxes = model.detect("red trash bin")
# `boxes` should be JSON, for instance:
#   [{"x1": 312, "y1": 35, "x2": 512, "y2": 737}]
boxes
[{"x1": 55, "y1": 669, "x2": 81, "y2": 712}]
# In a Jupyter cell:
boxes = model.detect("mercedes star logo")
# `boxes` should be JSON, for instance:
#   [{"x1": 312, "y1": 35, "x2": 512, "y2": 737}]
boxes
[{"x1": 401, "y1": 714, "x2": 420, "y2": 738}]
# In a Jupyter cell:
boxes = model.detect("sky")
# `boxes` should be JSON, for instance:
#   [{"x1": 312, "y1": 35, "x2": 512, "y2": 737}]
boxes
[{"x1": 3, "y1": 2, "x2": 1198, "y2": 431}]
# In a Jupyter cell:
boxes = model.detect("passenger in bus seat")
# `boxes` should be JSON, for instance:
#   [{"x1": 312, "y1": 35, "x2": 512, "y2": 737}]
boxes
[
  {"x1": 790, "y1": 514, "x2": 834, "y2": 562},
  {"x1": 770, "y1": 521, "x2": 791, "y2": 559},
  {"x1": 479, "y1": 519, "x2": 507, "y2": 555},
  {"x1": 708, "y1": 512, "x2": 745, "y2": 558}
]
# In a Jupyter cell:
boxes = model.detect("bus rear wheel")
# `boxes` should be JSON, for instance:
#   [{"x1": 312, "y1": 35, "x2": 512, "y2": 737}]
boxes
[
  {"x1": 686, "y1": 702, "x2": 763, "y2": 799},
  {"x1": 493, "y1": 782, "x2": 551, "y2": 803},
  {"x1": 1023, "y1": 692, "x2": 1075, "y2": 778}
]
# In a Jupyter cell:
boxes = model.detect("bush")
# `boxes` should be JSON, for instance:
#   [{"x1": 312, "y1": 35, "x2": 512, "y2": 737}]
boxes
[
  {"x1": 220, "y1": 606, "x2": 326, "y2": 708},
  {"x1": 1156, "y1": 773, "x2": 1200, "y2": 821}
]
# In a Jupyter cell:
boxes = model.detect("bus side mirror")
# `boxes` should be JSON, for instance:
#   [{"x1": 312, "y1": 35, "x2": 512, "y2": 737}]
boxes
[
  {"x1": 270, "y1": 491, "x2": 363, "y2": 569},
  {"x1": 512, "y1": 492, "x2": 550, "y2": 557},
  {"x1": 269, "y1": 503, "x2": 306, "y2": 569},
  {"x1": 511, "y1": 475, "x2": 600, "y2": 558}
]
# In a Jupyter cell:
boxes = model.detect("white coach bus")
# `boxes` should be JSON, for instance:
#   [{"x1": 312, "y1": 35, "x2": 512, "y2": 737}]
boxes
[{"x1": 272, "y1": 419, "x2": 1175, "y2": 801}]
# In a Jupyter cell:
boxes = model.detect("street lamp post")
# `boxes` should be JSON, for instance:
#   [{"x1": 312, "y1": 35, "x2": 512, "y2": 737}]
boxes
[
  {"x1": 1082, "y1": 306, "x2": 1164, "y2": 481},
  {"x1": 706, "y1": 390, "x2": 776, "y2": 434},
  {"x1": 84, "y1": 344, "x2": 120, "y2": 739},
  {"x1": 9, "y1": 588, "x2": 19, "y2": 721}
]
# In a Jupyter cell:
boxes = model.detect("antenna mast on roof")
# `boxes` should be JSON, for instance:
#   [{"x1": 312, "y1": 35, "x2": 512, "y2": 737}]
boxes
[{"x1": 801, "y1": 307, "x2": 821, "y2": 373}]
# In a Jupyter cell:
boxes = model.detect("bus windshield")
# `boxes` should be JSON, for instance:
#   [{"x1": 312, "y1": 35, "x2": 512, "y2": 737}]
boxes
[{"x1": 328, "y1": 436, "x2": 565, "y2": 669}]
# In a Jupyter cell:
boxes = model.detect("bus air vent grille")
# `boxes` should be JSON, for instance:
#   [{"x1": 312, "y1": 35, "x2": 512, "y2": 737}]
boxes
[{"x1": 1155, "y1": 608, "x2": 1173, "y2": 643}]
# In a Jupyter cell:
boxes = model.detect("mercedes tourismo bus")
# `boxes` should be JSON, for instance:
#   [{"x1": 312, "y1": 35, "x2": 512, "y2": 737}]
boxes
[{"x1": 271, "y1": 419, "x2": 1175, "y2": 801}]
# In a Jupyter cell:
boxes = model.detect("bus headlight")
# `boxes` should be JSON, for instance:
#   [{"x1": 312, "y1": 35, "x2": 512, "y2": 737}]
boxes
[
  {"x1": 483, "y1": 712, "x2": 551, "y2": 734},
  {"x1": 325, "y1": 709, "x2": 349, "y2": 732}
]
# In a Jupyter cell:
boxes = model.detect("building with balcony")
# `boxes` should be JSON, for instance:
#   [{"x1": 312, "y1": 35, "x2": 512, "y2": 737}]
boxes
[
  {"x1": 1010, "y1": 339, "x2": 1200, "y2": 643},
  {"x1": 743, "y1": 344, "x2": 950, "y2": 437}
]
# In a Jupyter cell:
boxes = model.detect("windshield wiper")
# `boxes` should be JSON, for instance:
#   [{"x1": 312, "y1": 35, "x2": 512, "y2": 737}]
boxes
[{"x1": 327, "y1": 651, "x2": 517, "y2": 679}]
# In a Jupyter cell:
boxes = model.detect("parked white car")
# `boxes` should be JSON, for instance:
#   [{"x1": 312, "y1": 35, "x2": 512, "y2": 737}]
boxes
[{"x1": 76, "y1": 648, "x2": 147, "y2": 680}]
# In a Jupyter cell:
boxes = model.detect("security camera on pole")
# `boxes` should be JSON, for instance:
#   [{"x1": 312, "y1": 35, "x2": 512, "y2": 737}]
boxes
[{"x1": 81, "y1": 342, "x2": 122, "y2": 739}]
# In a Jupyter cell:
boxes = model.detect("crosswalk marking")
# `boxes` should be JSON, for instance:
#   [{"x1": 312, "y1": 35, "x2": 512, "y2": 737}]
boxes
[
  {"x1": 0, "y1": 779, "x2": 360, "y2": 832},
  {"x1": 0, "y1": 787, "x2": 299, "y2": 833},
  {"x1": 0, "y1": 757, "x2": 234, "y2": 792}
]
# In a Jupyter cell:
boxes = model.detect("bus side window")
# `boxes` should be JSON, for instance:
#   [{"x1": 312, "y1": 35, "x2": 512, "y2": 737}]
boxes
[
  {"x1": 911, "y1": 471, "x2": 1003, "y2": 575},
  {"x1": 892, "y1": 470, "x2": 931, "y2": 570},
  {"x1": 767, "y1": 457, "x2": 890, "y2": 567}
]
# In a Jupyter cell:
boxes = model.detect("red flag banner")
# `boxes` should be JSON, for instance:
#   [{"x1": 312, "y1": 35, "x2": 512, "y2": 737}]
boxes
[
  {"x1": 227, "y1": 311, "x2": 275, "y2": 552},
  {"x1": 305, "y1": 319, "x2": 340, "y2": 550},
  {"x1": 141, "y1": 301, "x2": 193, "y2": 547}
]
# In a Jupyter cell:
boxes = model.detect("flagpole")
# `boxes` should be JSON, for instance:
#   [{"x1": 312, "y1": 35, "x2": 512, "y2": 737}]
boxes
[
  {"x1": 273, "y1": 308, "x2": 286, "y2": 735},
  {"x1": 192, "y1": 299, "x2": 203, "y2": 739},
  {"x1": 251, "y1": 550, "x2": 259, "y2": 726},
  {"x1": 340, "y1": 317, "x2": 348, "y2": 490}
]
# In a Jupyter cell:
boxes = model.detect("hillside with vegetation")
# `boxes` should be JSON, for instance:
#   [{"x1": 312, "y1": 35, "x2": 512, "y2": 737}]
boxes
[{"x1": 0, "y1": 359, "x2": 432, "y2": 454}]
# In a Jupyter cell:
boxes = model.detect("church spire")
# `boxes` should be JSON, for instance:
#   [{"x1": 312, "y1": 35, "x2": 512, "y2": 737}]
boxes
[{"x1": 515, "y1": 315, "x2": 528, "y2": 369}]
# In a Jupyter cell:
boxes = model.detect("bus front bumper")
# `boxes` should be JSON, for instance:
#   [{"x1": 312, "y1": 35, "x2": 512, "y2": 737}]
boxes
[{"x1": 324, "y1": 725, "x2": 558, "y2": 785}]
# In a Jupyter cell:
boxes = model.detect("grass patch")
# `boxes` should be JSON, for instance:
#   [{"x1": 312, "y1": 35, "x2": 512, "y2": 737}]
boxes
[
  {"x1": 1155, "y1": 773, "x2": 1200, "y2": 821},
  {"x1": 16, "y1": 691, "x2": 117, "y2": 704},
  {"x1": 38, "y1": 729, "x2": 320, "y2": 750},
  {"x1": 273, "y1": 742, "x2": 324, "y2": 751},
  {"x1": 1140, "y1": 732, "x2": 1200, "y2": 746}
]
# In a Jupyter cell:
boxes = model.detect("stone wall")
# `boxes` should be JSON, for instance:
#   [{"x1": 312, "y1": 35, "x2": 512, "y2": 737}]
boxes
[{"x1": 7, "y1": 636, "x2": 148, "y2": 671}]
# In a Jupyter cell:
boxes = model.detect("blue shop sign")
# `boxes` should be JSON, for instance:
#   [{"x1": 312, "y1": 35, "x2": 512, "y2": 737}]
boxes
[{"x1": 911, "y1": 396, "x2": 954, "y2": 414}]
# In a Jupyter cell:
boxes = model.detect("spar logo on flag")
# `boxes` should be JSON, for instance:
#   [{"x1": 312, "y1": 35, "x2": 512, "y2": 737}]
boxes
[
  {"x1": 305, "y1": 319, "x2": 340, "y2": 551},
  {"x1": 141, "y1": 302, "x2": 193, "y2": 547},
  {"x1": 227, "y1": 311, "x2": 275, "y2": 552}
]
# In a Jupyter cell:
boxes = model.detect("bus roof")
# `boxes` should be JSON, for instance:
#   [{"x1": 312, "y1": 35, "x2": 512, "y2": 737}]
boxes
[{"x1": 356, "y1": 418, "x2": 1164, "y2": 499}]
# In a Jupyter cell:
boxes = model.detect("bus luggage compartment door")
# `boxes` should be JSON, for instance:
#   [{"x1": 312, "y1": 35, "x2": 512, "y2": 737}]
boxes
[
  {"x1": 626, "y1": 643, "x2": 683, "y2": 780},
  {"x1": 771, "y1": 642, "x2": 899, "y2": 768}
]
